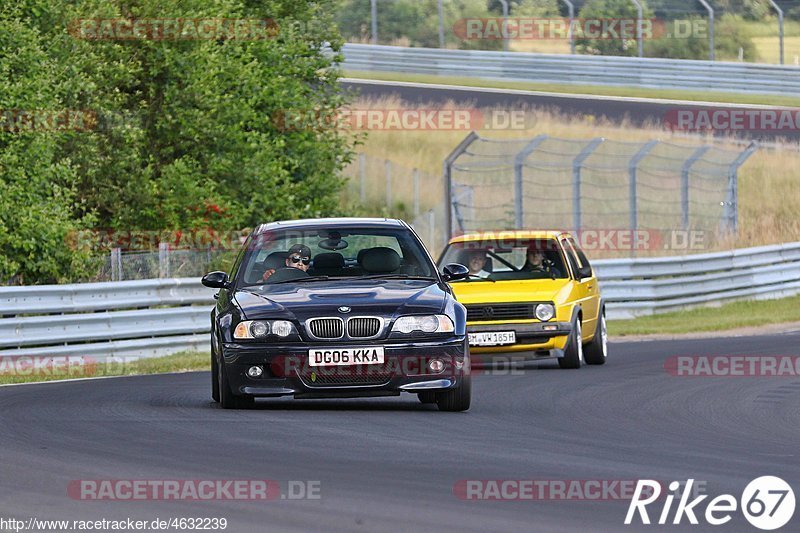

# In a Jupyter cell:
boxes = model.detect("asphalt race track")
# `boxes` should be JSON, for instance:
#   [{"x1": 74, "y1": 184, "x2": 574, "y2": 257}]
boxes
[
  {"x1": 342, "y1": 79, "x2": 800, "y2": 144},
  {"x1": 1, "y1": 333, "x2": 799, "y2": 532}
]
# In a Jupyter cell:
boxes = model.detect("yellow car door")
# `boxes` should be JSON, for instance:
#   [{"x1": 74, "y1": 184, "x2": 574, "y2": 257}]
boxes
[{"x1": 560, "y1": 236, "x2": 600, "y2": 337}]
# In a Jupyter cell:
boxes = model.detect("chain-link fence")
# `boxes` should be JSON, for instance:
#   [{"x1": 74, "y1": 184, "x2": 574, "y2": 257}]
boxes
[
  {"x1": 341, "y1": 153, "x2": 449, "y2": 254},
  {"x1": 443, "y1": 133, "x2": 756, "y2": 255}
]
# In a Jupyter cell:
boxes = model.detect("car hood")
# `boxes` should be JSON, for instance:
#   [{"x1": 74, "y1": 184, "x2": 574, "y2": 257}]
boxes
[
  {"x1": 449, "y1": 278, "x2": 573, "y2": 305},
  {"x1": 234, "y1": 280, "x2": 448, "y2": 321}
]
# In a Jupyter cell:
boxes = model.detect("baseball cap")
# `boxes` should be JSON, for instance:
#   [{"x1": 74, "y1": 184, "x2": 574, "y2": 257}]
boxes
[{"x1": 288, "y1": 244, "x2": 311, "y2": 258}]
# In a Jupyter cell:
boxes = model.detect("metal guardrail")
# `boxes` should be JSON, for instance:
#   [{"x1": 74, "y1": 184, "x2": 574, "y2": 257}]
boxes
[
  {"x1": 1, "y1": 242, "x2": 799, "y2": 360},
  {"x1": 342, "y1": 44, "x2": 800, "y2": 96}
]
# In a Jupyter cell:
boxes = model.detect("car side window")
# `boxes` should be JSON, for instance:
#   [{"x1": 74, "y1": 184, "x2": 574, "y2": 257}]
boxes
[
  {"x1": 567, "y1": 238, "x2": 592, "y2": 275},
  {"x1": 560, "y1": 239, "x2": 581, "y2": 279}
]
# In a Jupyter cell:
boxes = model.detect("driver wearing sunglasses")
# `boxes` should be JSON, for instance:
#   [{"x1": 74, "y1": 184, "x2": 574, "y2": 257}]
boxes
[{"x1": 262, "y1": 243, "x2": 312, "y2": 281}]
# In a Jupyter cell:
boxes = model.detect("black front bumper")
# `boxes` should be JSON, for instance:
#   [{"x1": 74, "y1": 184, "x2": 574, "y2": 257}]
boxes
[{"x1": 222, "y1": 337, "x2": 469, "y2": 398}]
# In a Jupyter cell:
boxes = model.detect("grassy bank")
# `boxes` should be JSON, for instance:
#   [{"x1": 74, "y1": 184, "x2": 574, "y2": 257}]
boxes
[
  {"x1": 608, "y1": 295, "x2": 800, "y2": 336},
  {"x1": 0, "y1": 351, "x2": 209, "y2": 386}
]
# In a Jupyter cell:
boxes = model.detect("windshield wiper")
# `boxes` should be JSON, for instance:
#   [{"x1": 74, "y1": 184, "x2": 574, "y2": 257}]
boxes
[
  {"x1": 271, "y1": 275, "x2": 331, "y2": 284},
  {"x1": 359, "y1": 274, "x2": 438, "y2": 281}
]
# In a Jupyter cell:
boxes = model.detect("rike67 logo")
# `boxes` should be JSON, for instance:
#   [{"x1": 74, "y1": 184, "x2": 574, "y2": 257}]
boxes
[{"x1": 625, "y1": 477, "x2": 795, "y2": 530}]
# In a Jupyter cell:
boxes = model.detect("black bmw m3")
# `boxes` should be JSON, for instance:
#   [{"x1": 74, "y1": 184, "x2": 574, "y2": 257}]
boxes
[{"x1": 202, "y1": 218, "x2": 472, "y2": 411}]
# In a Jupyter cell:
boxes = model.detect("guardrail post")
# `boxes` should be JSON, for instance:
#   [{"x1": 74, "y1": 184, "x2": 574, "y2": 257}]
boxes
[
  {"x1": 359, "y1": 152, "x2": 366, "y2": 203},
  {"x1": 697, "y1": 0, "x2": 714, "y2": 61},
  {"x1": 443, "y1": 132, "x2": 480, "y2": 239},
  {"x1": 628, "y1": 140, "x2": 658, "y2": 253},
  {"x1": 513, "y1": 134, "x2": 549, "y2": 229},
  {"x1": 572, "y1": 138, "x2": 603, "y2": 231},
  {"x1": 681, "y1": 146, "x2": 711, "y2": 230},
  {"x1": 768, "y1": 0, "x2": 784, "y2": 64},
  {"x1": 725, "y1": 142, "x2": 758, "y2": 234}
]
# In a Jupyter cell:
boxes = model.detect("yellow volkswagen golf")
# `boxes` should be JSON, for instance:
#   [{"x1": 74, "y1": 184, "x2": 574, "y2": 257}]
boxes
[{"x1": 437, "y1": 231, "x2": 606, "y2": 368}]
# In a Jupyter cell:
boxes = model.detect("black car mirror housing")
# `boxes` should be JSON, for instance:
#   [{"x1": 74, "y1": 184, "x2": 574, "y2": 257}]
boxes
[
  {"x1": 442, "y1": 263, "x2": 470, "y2": 282},
  {"x1": 202, "y1": 271, "x2": 230, "y2": 289}
]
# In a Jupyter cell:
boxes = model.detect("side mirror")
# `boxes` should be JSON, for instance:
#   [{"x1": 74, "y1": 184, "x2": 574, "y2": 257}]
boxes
[
  {"x1": 202, "y1": 271, "x2": 230, "y2": 289},
  {"x1": 442, "y1": 263, "x2": 470, "y2": 282},
  {"x1": 577, "y1": 266, "x2": 592, "y2": 279}
]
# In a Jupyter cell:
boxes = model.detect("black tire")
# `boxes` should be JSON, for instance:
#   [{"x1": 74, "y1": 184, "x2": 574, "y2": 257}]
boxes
[
  {"x1": 558, "y1": 318, "x2": 584, "y2": 369},
  {"x1": 418, "y1": 391, "x2": 437, "y2": 404},
  {"x1": 219, "y1": 359, "x2": 255, "y2": 409},
  {"x1": 211, "y1": 332, "x2": 220, "y2": 403},
  {"x1": 584, "y1": 312, "x2": 608, "y2": 365},
  {"x1": 436, "y1": 374, "x2": 471, "y2": 412}
]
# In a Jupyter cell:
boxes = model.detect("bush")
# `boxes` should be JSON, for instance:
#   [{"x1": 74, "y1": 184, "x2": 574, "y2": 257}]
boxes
[
  {"x1": 575, "y1": 0, "x2": 654, "y2": 57},
  {"x1": 645, "y1": 14, "x2": 758, "y2": 62}
]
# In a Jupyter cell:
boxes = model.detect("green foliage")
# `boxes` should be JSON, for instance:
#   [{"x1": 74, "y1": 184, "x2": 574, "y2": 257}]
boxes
[
  {"x1": 645, "y1": 14, "x2": 758, "y2": 62},
  {"x1": 1, "y1": 0, "x2": 355, "y2": 284},
  {"x1": 575, "y1": 0, "x2": 654, "y2": 57},
  {"x1": 715, "y1": 1, "x2": 771, "y2": 21}
]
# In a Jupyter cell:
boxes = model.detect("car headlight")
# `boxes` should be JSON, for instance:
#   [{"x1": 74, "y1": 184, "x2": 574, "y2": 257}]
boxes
[
  {"x1": 234, "y1": 320, "x2": 295, "y2": 339},
  {"x1": 392, "y1": 315, "x2": 455, "y2": 334},
  {"x1": 271, "y1": 320, "x2": 293, "y2": 337},
  {"x1": 535, "y1": 304, "x2": 555, "y2": 322}
]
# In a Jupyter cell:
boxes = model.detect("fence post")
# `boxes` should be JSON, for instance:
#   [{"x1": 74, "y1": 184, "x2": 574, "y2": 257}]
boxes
[
  {"x1": 725, "y1": 142, "x2": 758, "y2": 234},
  {"x1": 768, "y1": 1, "x2": 784, "y2": 64},
  {"x1": 428, "y1": 209, "x2": 436, "y2": 252},
  {"x1": 110, "y1": 248, "x2": 122, "y2": 281},
  {"x1": 630, "y1": 0, "x2": 644, "y2": 58},
  {"x1": 159, "y1": 242, "x2": 170, "y2": 278},
  {"x1": 370, "y1": 0, "x2": 378, "y2": 44},
  {"x1": 443, "y1": 132, "x2": 480, "y2": 240},
  {"x1": 560, "y1": 0, "x2": 575, "y2": 54},
  {"x1": 572, "y1": 138, "x2": 603, "y2": 231},
  {"x1": 628, "y1": 140, "x2": 658, "y2": 252},
  {"x1": 413, "y1": 168, "x2": 420, "y2": 217},
  {"x1": 437, "y1": 0, "x2": 445, "y2": 48},
  {"x1": 681, "y1": 146, "x2": 711, "y2": 231},
  {"x1": 359, "y1": 153, "x2": 366, "y2": 203},
  {"x1": 697, "y1": 0, "x2": 715, "y2": 61},
  {"x1": 385, "y1": 160, "x2": 392, "y2": 209},
  {"x1": 513, "y1": 134, "x2": 549, "y2": 229}
]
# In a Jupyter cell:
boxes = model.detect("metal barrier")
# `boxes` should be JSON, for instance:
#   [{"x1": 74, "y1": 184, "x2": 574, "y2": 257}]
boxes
[
  {"x1": 342, "y1": 43, "x2": 800, "y2": 96},
  {"x1": 1, "y1": 241, "x2": 799, "y2": 360}
]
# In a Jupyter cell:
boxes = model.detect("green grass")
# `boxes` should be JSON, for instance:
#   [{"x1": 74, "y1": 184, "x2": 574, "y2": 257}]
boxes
[
  {"x1": 609, "y1": 295, "x2": 800, "y2": 336},
  {"x1": 344, "y1": 70, "x2": 800, "y2": 108},
  {"x1": 0, "y1": 350, "x2": 209, "y2": 385}
]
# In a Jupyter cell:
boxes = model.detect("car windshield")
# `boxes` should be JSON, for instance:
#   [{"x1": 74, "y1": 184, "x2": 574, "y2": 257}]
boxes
[
  {"x1": 438, "y1": 238, "x2": 568, "y2": 281},
  {"x1": 238, "y1": 226, "x2": 437, "y2": 286}
]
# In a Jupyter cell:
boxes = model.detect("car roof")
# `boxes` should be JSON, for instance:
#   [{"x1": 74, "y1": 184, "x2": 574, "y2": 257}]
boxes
[
  {"x1": 254, "y1": 217, "x2": 406, "y2": 235},
  {"x1": 448, "y1": 230, "x2": 569, "y2": 244}
]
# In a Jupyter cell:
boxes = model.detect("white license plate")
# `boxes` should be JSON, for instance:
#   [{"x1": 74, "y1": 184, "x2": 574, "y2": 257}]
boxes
[
  {"x1": 468, "y1": 331, "x2": 516, "y2": 346},
  {"x1": 308, "y1": 347, "x2": 385, "y2": 367}
]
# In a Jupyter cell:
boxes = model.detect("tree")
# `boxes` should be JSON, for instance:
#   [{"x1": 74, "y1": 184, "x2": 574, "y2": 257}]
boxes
[{"x1": 575, "y1": 0, "x2": 654, "y2": 57}]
